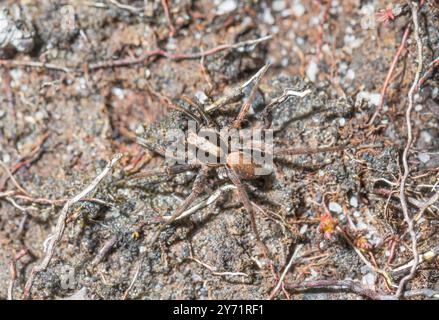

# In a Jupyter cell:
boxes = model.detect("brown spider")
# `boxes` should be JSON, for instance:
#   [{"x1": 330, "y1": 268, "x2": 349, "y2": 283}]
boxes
[{"x1": 132, "y1": 64, "x2": 347, "y2": 245}]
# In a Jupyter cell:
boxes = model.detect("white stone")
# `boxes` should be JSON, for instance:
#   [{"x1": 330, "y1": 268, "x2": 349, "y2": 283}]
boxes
[
  {"x1": 420, "y1": 131, "x2": 432, "y2": 144},
  {"x1": 349, "y1": 196, "x2": 358, "y2": 208},
  {"x1": 339, "y1": 118, "x2": 346, "y2": 126},
  {"x1": 299, "y1": 224, "x2": 308, "y2": 235},
  {"x1": 361, "y1": 272, "x2": 376, "y2": 289},
  {"x1": 418, "y1": 153, "x2": 430, "y2": 163},
  {"x1": 272, "y1": 0, "x2": 286, "y2": 12},
  {"x1": 2, "y1": 153, "x2": 11, "y2": 163},
  {"x1": 270, "y1": 25, "x2": 279, "y2": 34},
  {"x1": 292, "y1": 0, "x2": 305, "y2": 17},
  {"x1": 135, "y1": 124, "x2": 145, "y2": 135},
  {"x1": 356, "y1": 91, "x2": 381, "y2": 107},
  {"x1": 112, "y1": 87, "x2": 124, "y2": 100},
  {"x1": 356, "y1": 220, "x2": 368, "y2": 230},
  {"x1": 415, "y1": 104, "x2": 423, "y2": 112},
  {"x1": 195, "y1": 91, "x2": 209, "y2": 104},
  {"x1": 306, "y1": 59, "x2": 318, "y2": 82},
  {"x1": 216, "y1": 0, "x2": 237, "y2": 15},
  {"x1": 309, "y1": 16, "x2": 320, "y2": 26},
  {"x1": 346, "y1": 69, "x2": 355, "y2": 80},
  {"x1": 62, "y1": 287, "x2": 89, "y2": 300},
  {"x1": 328, "y1": 202, "x2": 342, "y2": 213},
  {"x1": 262, "y1": 9, "x2": 275, "y2": 25}
]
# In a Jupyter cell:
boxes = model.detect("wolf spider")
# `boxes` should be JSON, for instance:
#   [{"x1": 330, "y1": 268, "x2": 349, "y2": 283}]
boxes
[{"x1": 133, "y1": 64, "x2": 345, "y2": 245}]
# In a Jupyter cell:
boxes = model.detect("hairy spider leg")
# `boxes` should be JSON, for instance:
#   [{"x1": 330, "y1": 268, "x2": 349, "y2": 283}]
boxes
[
  {"x1": 150, "y1": 168, "x2": 208, "y2": 244},
  {"x1": 226, "y1": 167, "x2": 261, "y2": 242},
  {"x1": 126, "y1": 163, "x2": 200, "y2": 182},
  {"x1": 233, "y1": 64, "x2": 270, "y2": 129}
]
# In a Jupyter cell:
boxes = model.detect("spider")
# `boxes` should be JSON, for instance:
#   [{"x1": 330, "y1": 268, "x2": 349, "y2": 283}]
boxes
[{"x1": 132, "y1": 64, "x2": 347, "y2": 245}]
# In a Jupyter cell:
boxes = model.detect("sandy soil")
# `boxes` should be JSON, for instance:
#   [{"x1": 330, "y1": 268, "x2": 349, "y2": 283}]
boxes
[{"x1": 0, "y1": 0, "x2": 438, "y2": 300}]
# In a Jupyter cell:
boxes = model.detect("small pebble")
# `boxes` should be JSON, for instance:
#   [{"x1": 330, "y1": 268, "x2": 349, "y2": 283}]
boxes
[
  {"x1": 420, "y1": 131, "x2": 432, "y2": 144},
  {"x1": 357, "y1": 91, "x2": 381, "y2": 106},
  {"x1": 62, "y1": 287, "x2": 89, "y2": 300},
  {"x1": 272, "y1": 0, "x2": 286, "y2": 12},
  {"x1": 135, "y1": 124, "x2": 145, "y2": 135},
  {"x1": 360, "y1": 265, "x2": 371, "y2": 274},
  {"x1": 262, "y1": 8, "x2": 275, "y2": 25},
  {"x1": 2, "y1": 153, "x2": 11, "y2": 163},
  {"x1": 195, "y1": 91, "x2": 209, "y2": 104},
  {"x1": 299, "y1": 224, "x2": 308, "y2": 235},
  {"x1": 216, "y1": 0, "x2": 237, "y2": 15},
  {"x1": 415, "y1": 104, "x2": 423, "y2": 112},
  {"x1": 112, "y1": 87, "x2": 125, "y2": 100},
  {"x1": 346, "y1": 69, "x2": 355, "y2": 80},
  {"x1": 306, "y1": 59, "x2": 318, "y2": 82},
  {"x1": 418, "y1": 153, "x2": 430, "y2": 164},
  {"x1": 328, "y1": 202, "x2": 342, "y2": 213},
  {"x1": 361, "y1": 273, "x2": 376, "y2": 289},
  {"x1": 356, "y1": 220, "x2": 368, "y2": 230},
  {"x1": 292, "y1": 0, "x2": 305, "y2": 17},
  {"x1": 349, "y1": 196, "x2": 358, "y2": 208}
]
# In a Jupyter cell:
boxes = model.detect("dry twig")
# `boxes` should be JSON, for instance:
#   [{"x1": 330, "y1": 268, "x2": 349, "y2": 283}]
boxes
[
  {"x1": 108, "y1": 0, "x2": 143, "y2": 14},
  {"x1": 160, "y1": 0, "x2": 176, "y2": 37},
  {"x1": 285, "y1": 279, "x2": 439, "y2": 300},
  {"x1": 189, "y1": 247, "x2": 249, "y2": 278},
  {"x1": 8, "y1": 249, "x2": 28, "y2": 300},
  {"x1": 268, "y1": 244, "x2": 303, "y2": 299},
  {"x1": 91, "y1": 235, "x2": 118, "y2": 266},
  {"x1": 395, "y1": 1, "x2": 424, "y2": 299},
  {"x1": 0, "y1": 59, "x2": 71, "y2": 73},
  {"x1": 22, "y1": 153, "x2": 122, "y2": 299},
  {"x1": 88, "y1": 35, "x2": 272, "y2": 70},
  {"x1": 0, "y1": 161, "x2": 30, "y2": 196},
  {"x1": 368, "y1": 25, "x2": 411, "y2": 125},
  {"x1": 122, "y1": 259, "x2": 142, "y2": 300}
]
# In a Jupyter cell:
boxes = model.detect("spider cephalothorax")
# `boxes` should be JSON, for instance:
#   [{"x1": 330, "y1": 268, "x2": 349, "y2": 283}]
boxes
[{"x1": 131, "y1": 64, "x2": 348, "y2": 245}]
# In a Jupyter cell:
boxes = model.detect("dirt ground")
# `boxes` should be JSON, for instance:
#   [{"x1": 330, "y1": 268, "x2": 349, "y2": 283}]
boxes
[{"x1": 0, "y1": 0, "x2": 438, "y2": 300}]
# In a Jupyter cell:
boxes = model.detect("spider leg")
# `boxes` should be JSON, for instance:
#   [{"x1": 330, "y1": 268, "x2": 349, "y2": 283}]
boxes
[
  {"x1": 226, "y1": 167, "x2": 261, "y2": 242},
  {"x1": 125, "y1": 163, "x2": 200, "y2": 182},
  {"x1": 233, "y1": 64, "x2": 270, "y2": 129},
  {"x1": 136, "y1": 136, "x2": 167, "y2": 157},
  {"x1": 273, "y1": 145, "x2": 346, "y2": 156},
  {"x1": 150, "y1": 167, "x2": 208, "y2": 244},
  {"x1": 205, "y1": 63, "x2": 270, "y2": 114},
  {"x1": 182, "y1": 95, "x2": 219, "y2": 129}
]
